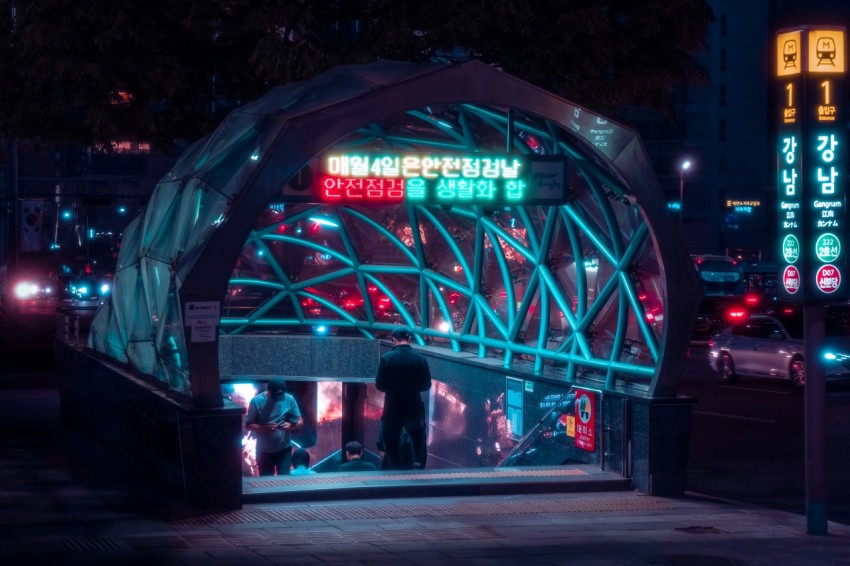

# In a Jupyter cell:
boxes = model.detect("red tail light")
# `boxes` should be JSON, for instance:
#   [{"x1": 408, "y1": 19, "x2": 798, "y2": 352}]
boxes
[{"x1": 725, "y1": 308, "x2": 747, "y2": 322}]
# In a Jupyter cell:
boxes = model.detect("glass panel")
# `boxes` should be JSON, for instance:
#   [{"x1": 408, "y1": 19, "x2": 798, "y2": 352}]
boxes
[
  {"x1": 126, "y1": 341, "x2": 157, "y2": 376},
  {"x1": 341, "y1": 207, "x2": 420, "y2": 268},
  {"x1": 115, "y1": 216, "x2": 141, "y2": 272},
  {"x1": 156, "y1": 286, "x2": 191, "y2": 394},
  {"x1": 501, "y1": 389, "x2": 579, "y2": 467},
  {"x1": 140, "y1": 180, "x2": 179, "y2": 250},
  {"x1": 146, "y1": 193, "x2": 185, "y2": 263},
  {"x1": 140, "y1": 257, "x2": 171, "y2": 332},
  {"x1": 202, "y1": 133, "x2": 262, "y2": 199}
]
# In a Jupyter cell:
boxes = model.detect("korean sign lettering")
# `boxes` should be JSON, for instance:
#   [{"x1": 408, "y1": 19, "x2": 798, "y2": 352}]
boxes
[
  {"x1": 776, "y1": 26, "x2": 847, "y2": 300},
  {"x1": 300, "y1": 152, "x2": 569, "y2": 205},
  {"x1": 319, "y1": 153, "x2": 530, "y2": 205},
  {"x1": 574, "y1": 388, "x2": 595, "y2": 452}
]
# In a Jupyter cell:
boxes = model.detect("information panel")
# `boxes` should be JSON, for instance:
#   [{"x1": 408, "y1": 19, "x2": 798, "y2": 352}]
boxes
[
  {"x1": 282, "y1": 152, "x2": 568, "y2": 205},
  {"x1": 776, "y1": 27, "x2": 847, "y2": 301},
  {"x1": 574, "y1": 388, "x2": 595, "y2": 452}
]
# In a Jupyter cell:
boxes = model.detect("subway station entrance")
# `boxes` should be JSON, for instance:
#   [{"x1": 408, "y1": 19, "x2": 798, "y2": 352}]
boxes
[{"x1": 57, "y1": 61, "x2": 701, "y2": 508}]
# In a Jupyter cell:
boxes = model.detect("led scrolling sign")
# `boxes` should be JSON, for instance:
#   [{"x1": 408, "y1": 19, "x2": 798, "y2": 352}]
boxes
[
  {"x1": 776, "y1": 27, "x2": 847, "y2": 301},
  {"x1": 304, "y1": 152, "x2": 567, "y2": 205}
]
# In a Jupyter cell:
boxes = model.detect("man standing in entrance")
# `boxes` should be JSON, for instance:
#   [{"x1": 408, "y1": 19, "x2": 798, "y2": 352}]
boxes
[
  {"x1": 245, "y1": 378, "x2": 303, "y2": 476},
  {"x1": 375, "y1": 327, "x2": 432, "y2": 470}
]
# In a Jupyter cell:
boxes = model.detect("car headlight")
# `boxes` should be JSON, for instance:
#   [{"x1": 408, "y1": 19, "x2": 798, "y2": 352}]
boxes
[
  {"x1": 13, "y1": 281, "x2": 38, "y2": 299},
  {"x1": 823, "y1": 351, "x2": 850, "y2": 362}
]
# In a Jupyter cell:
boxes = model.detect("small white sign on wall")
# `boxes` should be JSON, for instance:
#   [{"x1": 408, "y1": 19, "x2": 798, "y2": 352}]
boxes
[{"x1": 184, "y1": 301, "x2": 221, "y2": 343}]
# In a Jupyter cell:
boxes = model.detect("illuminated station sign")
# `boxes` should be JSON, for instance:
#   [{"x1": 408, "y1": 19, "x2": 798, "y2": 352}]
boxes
[
  {"x1": 776, "y1": 27, "x2": 847, "y2": 301},
  {"x1": 284, "y1": 152, "x2": 567, "y2": 205}
]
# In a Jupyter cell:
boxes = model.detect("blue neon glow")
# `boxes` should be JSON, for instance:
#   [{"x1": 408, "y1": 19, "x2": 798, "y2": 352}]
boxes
[{"x1": 308, "y1": 217, "x2": 339, "y2": 228}]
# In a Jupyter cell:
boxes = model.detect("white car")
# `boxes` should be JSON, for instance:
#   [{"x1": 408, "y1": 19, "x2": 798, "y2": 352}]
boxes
[{"x1": 708, "y1": 308, "x2": 850, "y2": 387}]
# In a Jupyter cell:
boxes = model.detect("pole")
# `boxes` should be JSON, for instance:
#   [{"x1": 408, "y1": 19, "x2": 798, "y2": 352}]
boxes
[
  {"x1": 12, "y1": 139, "x2": 18, "y2": 274},
  {"x1": 803, "y1": 302, "x2": 828, "y2": 535},
  {"x1": 679, "y1": 170, "x2": 684, "y2": 233},
  {"x1": 85, "y1": 215, "x2": 90, "y2": 274}
]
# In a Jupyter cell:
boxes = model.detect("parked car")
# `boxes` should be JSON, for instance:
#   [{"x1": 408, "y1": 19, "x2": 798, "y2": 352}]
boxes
[
  {"x1": 708, "y1": 306, "x2": 850, "y2": 387},
  {"x1": 66, "y1": 274, "x2": 112, "y2": 304}
]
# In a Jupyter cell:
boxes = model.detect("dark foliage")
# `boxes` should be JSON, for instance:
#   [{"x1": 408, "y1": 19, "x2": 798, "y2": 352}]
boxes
[{"x1": 0, "y1": 0, "x2": 713, "y2": 150}]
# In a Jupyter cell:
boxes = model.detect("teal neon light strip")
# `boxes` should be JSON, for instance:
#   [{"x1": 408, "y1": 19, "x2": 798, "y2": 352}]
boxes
[
  {"x1": 479, "y1": 223, "x2": 516, "y2": 328},
  {"x1": 291, "y1": 268, "x2": 357, "y2": 290},
  {"x1": 561, "y1": 210, "x2": 587, "y2": 319},
  {"x1": 422, "y1": 277, "x2": 462, "y2": 351},
  {"x1": 344, "y1": 208, "x2": 420, "y2": 265},
  {"x1": 535, "y1": 283, "x2": 550, "y2": 373},
  {"x1": 362, "y1": 273, "x2": 423, "y2": 343},
  {"x1": 515, "y1": 207, "x2": 540, "y2": 256},
  {"x1": 581, "y1": 166, "x2": 625, "y2": 259},
  {"x1": 480, "y1": 216, "x2": 536, "y2": 263},
  {"x1": 563, "y1": 205, "x2": 617, "y2": 265},
  {"x1": 417, "y1": 207, "x2": 473, "y2": 285},
  {"x1": 607, "y1": 282, "x2": 631, "y2": 385},
  {"x1": 264, "y1": 235, "x2": 354, "y2": 267}
]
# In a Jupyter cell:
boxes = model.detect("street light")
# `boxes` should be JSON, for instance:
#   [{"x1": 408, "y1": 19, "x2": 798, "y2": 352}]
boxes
[{"x1": 678, "y1": 159, "x2": 692, "y2": 233}]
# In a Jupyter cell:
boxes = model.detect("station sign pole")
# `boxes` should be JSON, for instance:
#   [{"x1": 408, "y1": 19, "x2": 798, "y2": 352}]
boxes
[{"x1": 776, "y1": 25, "x2": 846, "y2": 536}]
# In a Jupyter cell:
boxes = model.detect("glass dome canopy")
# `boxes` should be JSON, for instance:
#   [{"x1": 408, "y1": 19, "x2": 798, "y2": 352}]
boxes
[{"x1": 88, "y1": 61, "x2": 700, "y2": 408}]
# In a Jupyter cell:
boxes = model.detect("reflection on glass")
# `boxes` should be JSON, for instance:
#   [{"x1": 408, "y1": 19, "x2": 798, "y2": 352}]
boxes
[
  {"x1": 501, "y1": 390, "x2": 580, "y2": 467},
  {"x1": 225, "y1": 376, "x2": 589, "y2": 478}
]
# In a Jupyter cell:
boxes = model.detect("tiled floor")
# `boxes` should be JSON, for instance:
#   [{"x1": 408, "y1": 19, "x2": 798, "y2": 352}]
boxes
[{"x1": 3, "y1": 388, "x2": 850, "y2": 564}]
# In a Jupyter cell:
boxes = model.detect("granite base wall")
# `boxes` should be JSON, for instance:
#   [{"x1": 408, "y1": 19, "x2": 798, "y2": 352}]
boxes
[
  {"x1": 219, "y1": 334, "x2": 381, "y2": 380},
  {"x1": 55, "y1": 340, "x2": 244, "y2": 510},
  {"x1": 58, "y1": 333, "x2": 694, "y2": 506},
  {"x1": 383, "y1": 344, "x2": 695, "y2": 496}
]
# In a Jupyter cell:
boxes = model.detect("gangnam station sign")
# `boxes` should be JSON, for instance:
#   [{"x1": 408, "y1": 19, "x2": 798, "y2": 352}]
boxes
[{"x1": 776, "y1": 27, "x2": 847, "y2": 300}]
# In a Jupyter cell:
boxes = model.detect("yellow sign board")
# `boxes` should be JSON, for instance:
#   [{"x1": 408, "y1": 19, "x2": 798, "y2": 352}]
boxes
[
  {"x1": 809, "y1": 29, "x2": 845, "y2": 74},
  {"x1": 777, "y1": 30, "x2": 802, "y2": 76},
  {"x1": 777, "y1": 29, "x2": 845, "y2": 76}
]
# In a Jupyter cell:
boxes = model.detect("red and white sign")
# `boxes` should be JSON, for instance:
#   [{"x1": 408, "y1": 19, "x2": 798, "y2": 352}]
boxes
[
  {"x1": 574, "y1": 389, "x2": 595, "y2": 451},
  {"x1": 816, "y1": 264, "x2": 842, "y2": 293},
  {"x1": 783, "y1": 265, "x2": 800, "y2": 294}
]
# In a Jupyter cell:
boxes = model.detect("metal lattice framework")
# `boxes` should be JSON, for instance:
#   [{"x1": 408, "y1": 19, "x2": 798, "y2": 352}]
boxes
[
  {"x1": 221, "y1": 104, "x2": 662, "y2": 390},
  {"x1": 88, "y1": 61, "x2": 699, "y2": 407}
]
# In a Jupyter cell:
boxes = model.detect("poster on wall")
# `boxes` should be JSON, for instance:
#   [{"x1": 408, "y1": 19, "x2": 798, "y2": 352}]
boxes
[{"x1": 574, "y1": 388, "x2": 596, "y2": 451}]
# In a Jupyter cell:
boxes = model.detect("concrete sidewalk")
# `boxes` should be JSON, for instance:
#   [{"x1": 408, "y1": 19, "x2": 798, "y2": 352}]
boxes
[{"x1": 2, "y1": 387, "x2": 850, "y2": 565}]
